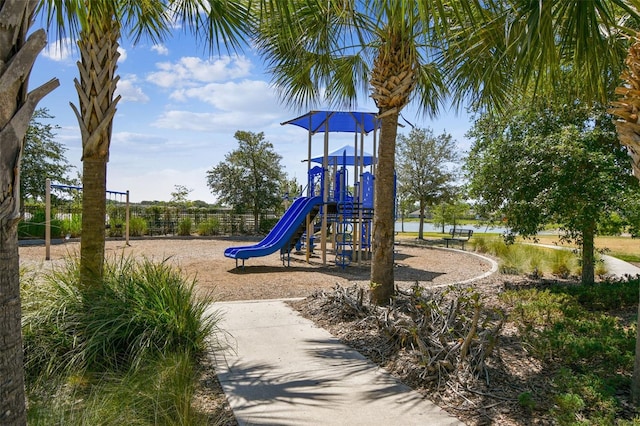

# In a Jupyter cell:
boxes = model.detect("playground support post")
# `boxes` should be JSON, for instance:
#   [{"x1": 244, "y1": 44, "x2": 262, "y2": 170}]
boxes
[
  {"x1": 321, "y1": 125, "x2": 329, "y2": 265},
  {"x1": 305, "y1": 113, "x2": 313, "y2": 263}
]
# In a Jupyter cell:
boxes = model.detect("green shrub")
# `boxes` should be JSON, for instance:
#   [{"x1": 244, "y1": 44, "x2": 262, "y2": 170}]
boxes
[
  {"x1": 502, "y1": 284, "x2": 636, "y2": 424},
  {"x1": 107, "y1": 218, "x2": 124, "y2": 237},
  {"x1": 545, "y1": 315, "x2": 634, "y2": 372},
  {"x1": 501, "y1": 289, "x2": 578, "y2": 333},
  {"x1": 19, "y1": 210, "x2": 62, "y2": 239},
  {"x1": 503, "y1": 286, "x2": 634, "y2": 372},
  {"x1": 60, "y1": 214, "x2": 82, "y2": 238},
  {"x1": 551, "y1": 278, "x2": 639, "y2": 311},
  {"x1": 107, "y1": 205, "x2": 126, "y2": 237},
  {"x1": 551, "y1": 369, "x2": 621, "y2": 425},
  {"x1": 128, "y1": 216, "x2": 147, "y2": 237},
  {"x1": 259, "y1": 217, "x2": 279, "y2": 234},
  {"x1": 178, "y1": 217, "x2": 192, "y2": 236},
  {"x1": 518, "y1": 392, "x2": 536, "y2": 411},
  {"x1": 197, "y1": 217, "x2": 220, "y2": 236}
]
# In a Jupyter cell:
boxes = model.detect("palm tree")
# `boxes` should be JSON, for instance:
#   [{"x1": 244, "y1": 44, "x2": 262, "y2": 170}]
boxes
[
  {"x1": 0, "y1": 3, "x2": 59, "y2": 423},
  {"x1": 443, "y1": 0, "x2": 636, "y2": 110},
  {"x1": 255, "y1": 0, "x2": 450, "y2": 305},
  {"x1": 41, "y1": 0, "x2": 250, "y2": 288}
]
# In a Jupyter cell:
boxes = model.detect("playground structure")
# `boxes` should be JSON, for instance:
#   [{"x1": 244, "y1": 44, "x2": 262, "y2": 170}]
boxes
[
  {"x1": 224, "y1": 110, "x2": 380, "y2": 268},
  {"x1": 44, "y1": 178, "x2": 130, "y2": 260}
]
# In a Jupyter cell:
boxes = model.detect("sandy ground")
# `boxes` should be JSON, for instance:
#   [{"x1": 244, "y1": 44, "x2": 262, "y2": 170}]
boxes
[{"x1": 18, "y1": 237, "x2": 495, "y2": 301}]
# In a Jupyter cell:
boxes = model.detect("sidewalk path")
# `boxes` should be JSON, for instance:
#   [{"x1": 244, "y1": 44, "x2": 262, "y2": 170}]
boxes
[
  {"x1": 532, "y1": 243, "x2": 640, "y2": 278},
  {"x1": 602, "y1": 254, "x2": 640, "y2": 278},
  {"x1": 211, "y1": 299, "x2": 463, "y2": 426}
]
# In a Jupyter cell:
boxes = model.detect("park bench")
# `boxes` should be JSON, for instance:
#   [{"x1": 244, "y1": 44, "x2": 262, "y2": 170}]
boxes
[{"x1": 443, "y1": 228, "x2": 473, "y2": 249}]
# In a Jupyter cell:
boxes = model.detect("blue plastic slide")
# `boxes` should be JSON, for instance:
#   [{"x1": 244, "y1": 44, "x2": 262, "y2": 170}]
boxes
[{"x1": 224, "y1": 196, "x2": 323, "y2": 267}]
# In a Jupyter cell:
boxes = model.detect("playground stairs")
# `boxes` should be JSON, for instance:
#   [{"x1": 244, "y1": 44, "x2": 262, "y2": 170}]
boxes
[{"x1": 335, "y1": 221, "x2": 354, "y2": 268}]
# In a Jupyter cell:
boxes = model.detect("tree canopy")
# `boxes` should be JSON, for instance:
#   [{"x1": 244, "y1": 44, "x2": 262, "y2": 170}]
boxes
[
  {"x1": 465, "y1": 91, "x2": 640, "y2": 283},
  {"x1": 396, "y1": 127, "x2": 460, "y2": 239},
  {"x1": 206, "y1": 130, "x2": 285, "y2": 232},
  {"x1": 21, "y1": 108, "x2": 75, "y2": 203}
]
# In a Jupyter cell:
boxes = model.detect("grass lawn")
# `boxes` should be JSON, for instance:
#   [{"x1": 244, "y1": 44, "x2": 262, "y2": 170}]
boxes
[
  {"x1": 397, "y1": 231, "x2": 640, "y2": 263},
  {"x1": 530, "y1": 234, "x2": 640, "y2": 263}
]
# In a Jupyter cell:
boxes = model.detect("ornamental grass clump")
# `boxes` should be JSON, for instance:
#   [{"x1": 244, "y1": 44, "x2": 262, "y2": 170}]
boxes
[
  {"x1": 23, "y1": 255, "x2": 220, "y2": 375},
  {"x1": 22, "y1": 255, "x2": 222, "y2": 424}
]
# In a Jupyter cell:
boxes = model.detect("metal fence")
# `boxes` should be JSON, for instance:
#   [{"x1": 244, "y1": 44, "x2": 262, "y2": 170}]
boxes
[{"x1": 20, "y1": 203, "x2": 277, "y2": 239}]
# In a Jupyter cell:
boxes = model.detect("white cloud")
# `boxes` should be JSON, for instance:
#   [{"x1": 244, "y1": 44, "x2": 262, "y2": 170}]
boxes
[
  {"x1": 43, "y1": 38, "x2": 74, "y2": 62},
  {"x1": 151, "y1": 44, "x2": 169, "y2": 55},
  {"x1": 152, "y1": 109, "x2": 282, "y2": 132},
  {"x1": 169, "y1": 80, "x2": 279, "y2": 112},
  {"x1": 117, "y1": 47, "x2": 127, "y2": 62},
  {"x1": 146, "y1": 55, "x2": 252, "y2": 88},
  {"x1": 111, "y1": 131, "x2": 167, "y2": 150},
  {"x1": 116, "y1": 76, "x2": 149, "y2": 103}
]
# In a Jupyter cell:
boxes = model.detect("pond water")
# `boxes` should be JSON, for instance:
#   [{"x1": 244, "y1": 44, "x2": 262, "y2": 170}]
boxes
[{"x1": 395, "y1": 220, "x2": 510, "y2": 235}]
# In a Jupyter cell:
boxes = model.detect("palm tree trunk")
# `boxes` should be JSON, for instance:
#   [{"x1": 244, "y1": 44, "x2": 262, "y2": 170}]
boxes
[
  {"x1": 0, "y1": 2, "x2": 59, "y2": 423},
  {"x1": 370, "y1": 112, "x2": 399, "y2": 305},
  {"x1": 610, "y1": 34, "x2": 640, "y2": 406},
  {"x1": 0, "y1": 224, "x2": 25, "y2": 424},
  {"x1": 72, "y1": 14, "x2": 121, "y2": 288},
  {"x1": 80, "y1": 158, "x2": 107, "y2": 285}
]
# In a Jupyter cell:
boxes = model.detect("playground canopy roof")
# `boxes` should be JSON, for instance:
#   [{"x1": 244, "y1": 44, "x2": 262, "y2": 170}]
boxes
[
  {"x1": 281, "y1": 110, "x2": 379, "y2": 134},
  {"x1": 310, "y1": 145, "x2": 375, "y2": 166}
]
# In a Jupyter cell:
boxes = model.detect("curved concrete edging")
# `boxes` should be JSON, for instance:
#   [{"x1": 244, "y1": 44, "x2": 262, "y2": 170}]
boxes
[{"x1": 396, "y1": 241, "x2": 500, "y2": 288}]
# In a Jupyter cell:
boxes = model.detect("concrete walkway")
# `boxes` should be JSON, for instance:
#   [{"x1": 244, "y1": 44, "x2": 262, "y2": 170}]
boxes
[
  {"x1": 211, "y1": 299, "x2": 463, "y2": 426},
  {"x1": 532, "y1": 243, "x2": 640, "y2": 278},
  {"x1": 209, "y1": 251, "x2": 639, "y2": 426},
  {"x1": 602, "y1": 254, "x2": 640, "y2": 278}
]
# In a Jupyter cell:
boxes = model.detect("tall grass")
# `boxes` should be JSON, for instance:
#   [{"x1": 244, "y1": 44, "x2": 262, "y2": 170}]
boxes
[
  {"x1": 470, "y1": 237, "x2": 603, "y2": 279},
  {"x1": 27, "y1": 351, "x2": 204, "y2": 426},
  {"x1": 22, "y1": 255, "x2": 223, "y2": 425}
]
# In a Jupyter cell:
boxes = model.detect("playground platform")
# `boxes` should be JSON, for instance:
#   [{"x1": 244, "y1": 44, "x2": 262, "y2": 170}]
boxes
[{"x1": 209, "y1": 299, "x2": 463, "y2": 426}]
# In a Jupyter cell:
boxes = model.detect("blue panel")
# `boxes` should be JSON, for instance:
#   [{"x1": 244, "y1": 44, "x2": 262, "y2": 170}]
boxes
[
  {"x1": 281, "y1": 111, "x2": 379, "y2": 134},
  {"x1": 361, "y1": 172, "x2": 374, "y2": 209}
]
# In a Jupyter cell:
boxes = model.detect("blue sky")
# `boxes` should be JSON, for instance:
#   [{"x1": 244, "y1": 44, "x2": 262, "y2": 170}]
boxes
[{"x1": 29, "y1": 28, "x2": 472, "y2": 203}]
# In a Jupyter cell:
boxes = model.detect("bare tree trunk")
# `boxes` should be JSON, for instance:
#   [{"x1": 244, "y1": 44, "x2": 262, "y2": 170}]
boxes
[
  {"x1": 418, "y1": 201, "x2": 425, "y2": 240},
  {"x1": 581, "y1": 220, "x2": 595, "y2": 285},
  {"x1": 0, "y1": 2, "x2": 59, "y2": 422},
  {"x1": 371, "y1": 112, "x2": 399, "y2": 305},
  {"x1": 73, "y1": 15, "x2": 121, "y2": 288}
]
